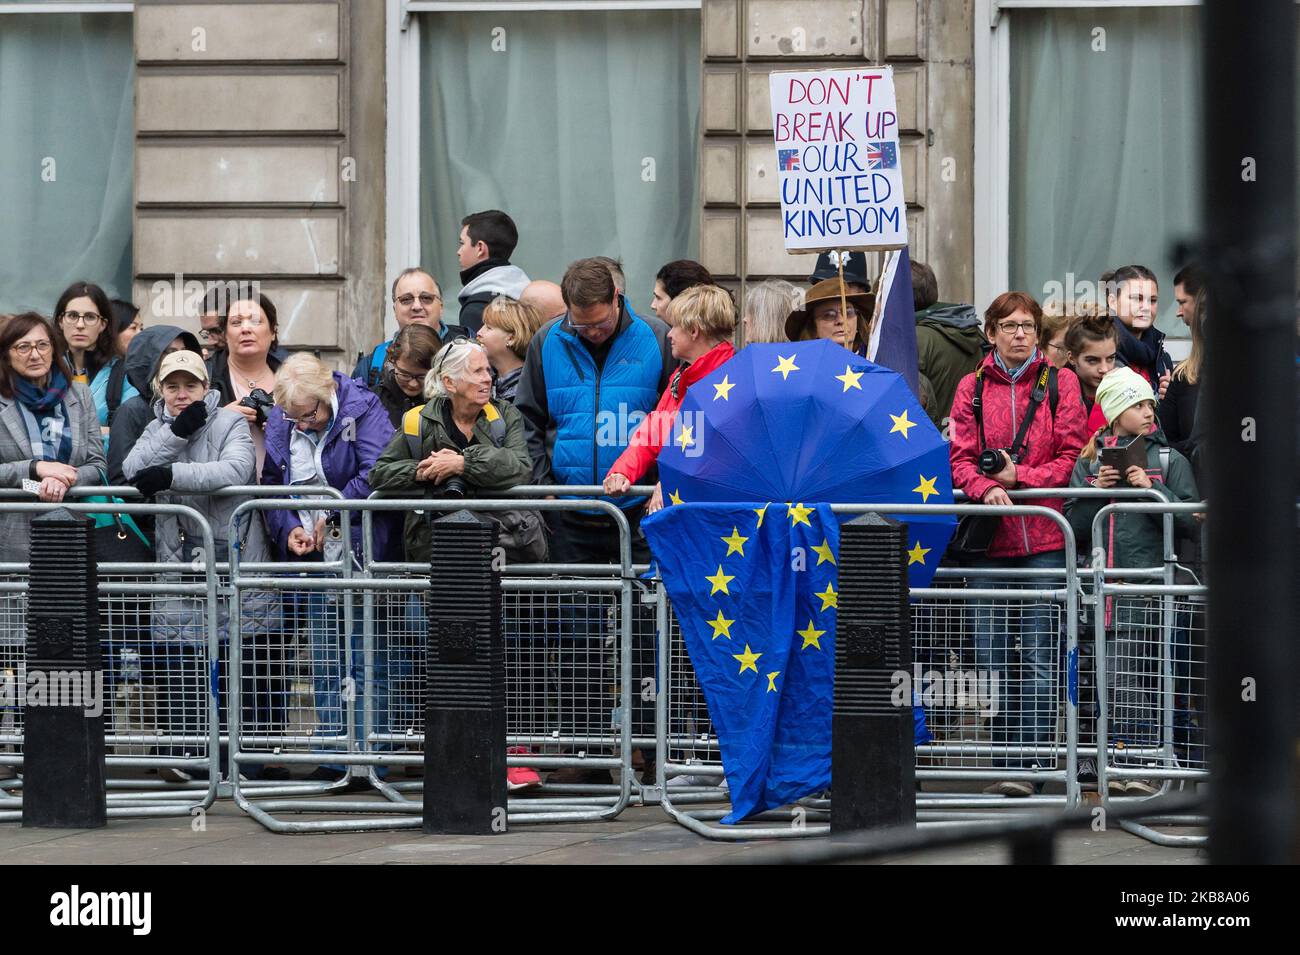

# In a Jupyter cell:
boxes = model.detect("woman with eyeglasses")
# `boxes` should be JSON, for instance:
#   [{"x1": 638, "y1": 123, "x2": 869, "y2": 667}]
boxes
[
  {"x1": 0, "y1": 311, "x2": 108, "y2": 530},
  {"x1": 207, "y1": 293, "x2": 287, "y2": 477},
  {"x1": 53, "y1": 281, "x2": 139, "y2": 448},
  {"x1": 375, "y1": 323, "x2": 440, "y2": 428},
  {"x1": 784, "y1": 277, "x2": 875, "y2": 356},
  {"x1": 260, "y1": 353, "x2": 399, "y2": 785}
]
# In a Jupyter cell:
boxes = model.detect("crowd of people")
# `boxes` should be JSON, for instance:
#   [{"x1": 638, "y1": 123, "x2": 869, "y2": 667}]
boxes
[{"x1": 0, "y1": 207, "x2": 1210, "y2": 795}]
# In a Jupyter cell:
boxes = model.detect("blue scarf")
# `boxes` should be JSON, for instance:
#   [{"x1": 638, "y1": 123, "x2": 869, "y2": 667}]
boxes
[{"x1": 15, "y1": 370, "x2": 73, "y2": 463}]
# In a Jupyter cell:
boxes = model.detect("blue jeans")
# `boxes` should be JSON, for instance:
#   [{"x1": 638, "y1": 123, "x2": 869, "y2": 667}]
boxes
[
  {"x1": 970, "y1": 550, "x2": 1063, "y2": 770},
  {"x1": 291, "y1": 590, "x2": 389, "y2": 775}
]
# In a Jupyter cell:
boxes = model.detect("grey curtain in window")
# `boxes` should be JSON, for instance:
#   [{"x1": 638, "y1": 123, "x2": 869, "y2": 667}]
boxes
[
  {"x1": 419, "y1": 10, "x2": 700, "y2": 320},
  {"x1": 1009, "y1": 8, "x2": 1201, "y2": 337},
  {"x1": 0, "y1": 13, "x2": 134, "y2": 315}
]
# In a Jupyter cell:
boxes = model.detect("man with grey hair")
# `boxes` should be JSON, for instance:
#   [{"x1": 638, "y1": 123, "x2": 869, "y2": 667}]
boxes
[{"x1": 353, "y1": 268, "x2": 466, "y2": 388}]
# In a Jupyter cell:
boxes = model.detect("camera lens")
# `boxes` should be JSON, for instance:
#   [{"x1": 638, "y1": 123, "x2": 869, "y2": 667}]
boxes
[
  {"x1": 978, "y1": 449, "x2": 1003, "y2": 475},
  {"x1": 443, "y1": 477, "x2": 467, "y2": 498}
]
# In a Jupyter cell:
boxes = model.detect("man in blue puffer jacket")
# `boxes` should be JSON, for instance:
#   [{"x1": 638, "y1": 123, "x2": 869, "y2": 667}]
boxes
[{"x1": 515, "y1": 257, "x2": 673, "y2": 563}]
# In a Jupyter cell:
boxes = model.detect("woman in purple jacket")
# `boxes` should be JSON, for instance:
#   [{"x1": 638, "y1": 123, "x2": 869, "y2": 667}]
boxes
[{"x1": 260, "y1": 354, "x2": 398, "y2": 786}]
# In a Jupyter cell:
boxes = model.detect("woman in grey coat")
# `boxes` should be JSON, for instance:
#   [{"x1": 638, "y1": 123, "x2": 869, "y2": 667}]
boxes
[
  {"x1": 0, "y1": 313, "x2": 109, "y2": 563},
  {"x1": 123, "y1": 351, "x2": 283, "y2": 778}
]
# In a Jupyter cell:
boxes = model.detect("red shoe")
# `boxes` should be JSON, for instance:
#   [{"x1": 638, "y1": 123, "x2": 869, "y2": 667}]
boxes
[{"x1": 506, "y1": 746, "x2": 541, "y2": 791}]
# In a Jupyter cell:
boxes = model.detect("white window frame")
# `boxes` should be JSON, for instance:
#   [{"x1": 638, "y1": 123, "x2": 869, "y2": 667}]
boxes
[
  {"x1": 973, "y1": 0, "x2": 1200, "y2": 311},
  {"x1": 384, "y1": 0, "x2": 700, "y2": 333}
]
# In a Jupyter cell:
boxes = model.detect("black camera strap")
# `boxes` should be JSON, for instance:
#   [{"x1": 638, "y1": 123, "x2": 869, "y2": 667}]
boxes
[{"x1": 972, "y1": 363, "x2": 1056, "y2": 465}]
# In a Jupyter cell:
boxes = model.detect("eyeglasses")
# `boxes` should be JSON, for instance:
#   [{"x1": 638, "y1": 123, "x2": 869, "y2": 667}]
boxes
[
  {"x1": 198, "y1": 328, "x2": 224, "y2": 342},
  {"x1": 1046, "y1": 341, "x2": 1068, "y2": 354},
  {"x1": 59, "y1": 311, "x2": 104, "y2": 327},
  {"x1": 290, "y1": 401, "x2": 324, "y2": 426},
  {"x1": 395, "y1": 293, "x2": 441, "y2": 308},
  {"x1": 392, "y1": 365, "x2": 429, "y2": 385},
  {"x1": 997, "y1": 321, "x2": 1037, "y2": 336},
  {"x1": 225, "y1": 315, "x2": 267, "y2": 331},
  {"x1": 814, "y1": 307, "x2": 860, "y2": 323},
  {"x1": 10, "y1": 340, "x2": 52, "y2": 357}
]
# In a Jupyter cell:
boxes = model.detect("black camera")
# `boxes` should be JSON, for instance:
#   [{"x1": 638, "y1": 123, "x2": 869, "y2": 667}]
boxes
[
  {"x1": 239, "y1": 387, "x2": 275, "y2": 426},
  {"x1": 978, "y1": 448, "x2": 1012, "y2": 475},
  {"x1": 439, "y1": 476, "x2": 467, "y2": 498}
]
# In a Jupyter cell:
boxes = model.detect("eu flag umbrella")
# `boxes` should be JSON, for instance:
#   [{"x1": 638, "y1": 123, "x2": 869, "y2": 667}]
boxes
[{"x1": 657, "y1": 339, "x2": 955, "y2": 586}]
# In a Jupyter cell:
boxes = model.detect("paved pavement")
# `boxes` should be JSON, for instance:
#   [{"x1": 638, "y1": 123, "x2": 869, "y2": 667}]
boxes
[{"x1": 0, "y1": 795, "x2": 1204, "y2": 865}]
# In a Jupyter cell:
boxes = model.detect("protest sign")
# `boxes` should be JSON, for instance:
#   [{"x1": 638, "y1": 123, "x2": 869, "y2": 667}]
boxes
[{"x1": 769, "y1": 67, "x2": 908, "y2": 252}]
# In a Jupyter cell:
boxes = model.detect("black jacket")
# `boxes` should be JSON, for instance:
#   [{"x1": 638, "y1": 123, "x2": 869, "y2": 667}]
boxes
[
  {"x1": 374, "y1": 367, "x2": 424, "y2": 429},
  {"x1": 107, "y1": 325, "x2": 202, "y2": 485},
  {"x1": 1158, "y1": 373, "x2": 1200, "y2": 462}
]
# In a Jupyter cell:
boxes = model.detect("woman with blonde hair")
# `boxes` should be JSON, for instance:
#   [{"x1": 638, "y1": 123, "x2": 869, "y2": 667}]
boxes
[
  {"x1": 603, "y1": 284, "x2": 737, "y2": 512},
  {"x1": 1159, "y1": 285, "x2": 1207, "y2": 465},
  {"x1": 742, "y1": 279, "x2": 803, "y2": 345},
  {"x1": 476, "y1": 295, "x2": 543, "y2": 402}
]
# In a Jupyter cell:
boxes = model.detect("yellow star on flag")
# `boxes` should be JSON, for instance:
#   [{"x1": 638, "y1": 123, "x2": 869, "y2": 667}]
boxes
[
  {"x1": 707, "y1": 609, "x2": 735, "y2": 641},
  {"x1": 676, "y1": 423, "x2": 694, "y2": 450},
  {"x1": 772, "y1": 354, "x2": 799, "y2": 380},
  {"x1": 669, "y1": 489, "x2": 684, "y2": 506},
  {"x1": 912, "y1": 474, "x2": 939, "y2": 503},
  {"x1": 907, "y1": 540, "x2": 931, "y2": 566},
  {"x1": 814, "y1": 583, "x2": 838, "y2": 611},
  {"x1": 754, "y1": 503, "x2": 768, "y2": 527},
  {"x1": 733, "y1": 643, "x2": 761, "y2": 674},
  {"x1": 889, "y1": 409, "x2": 916, "y2": 439},
  {"x1": 798, "y1": 620, "x2": 826, "y2": 651},
  {"x1": 835, "y1": 365, "x2": 864, "y2": 392},
  {"x1": 721, "y1": 527, "x2": 748, "y2": 557},
  {"x1": 705, "y1": 565, "x2": 735, "y2": 596},
  {"x1": 766, "y1": 671, "x2": 781, "y2": 693},
  {"x1": 713, "y1": 376, "x2": 735, "y2": 401},
  {"x1": 787, "y1": 502, "x2": 813, "y2": 527},
  {"x1": 811, "y1": 538, "x2": 836, "y2": 566}
]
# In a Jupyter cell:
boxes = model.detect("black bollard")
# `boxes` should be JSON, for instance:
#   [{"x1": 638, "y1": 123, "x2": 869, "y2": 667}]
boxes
[
  {"x1": 423, "y1": 509, "x2": 506, "y2": 834},
  {"x1": 832, "y1": 512, "x2": 915, "y2": 832},
  {"x1": 22, "y1": 510, "x2": 106, "y2": 829}
]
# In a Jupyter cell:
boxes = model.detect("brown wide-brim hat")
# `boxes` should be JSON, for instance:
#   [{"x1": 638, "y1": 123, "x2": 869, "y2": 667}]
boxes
[{"x1": 784, "y1": 277, "x2": 875, "y2": 342}]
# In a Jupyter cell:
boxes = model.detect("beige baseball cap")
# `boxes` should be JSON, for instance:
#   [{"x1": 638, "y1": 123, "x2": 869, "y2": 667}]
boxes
[{"x1": 156, "y1": 351, "x2": 209, "y2": 390}]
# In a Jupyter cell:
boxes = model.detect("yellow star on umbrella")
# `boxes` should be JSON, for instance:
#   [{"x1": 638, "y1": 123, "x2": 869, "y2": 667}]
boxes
[
  {"x1": 713, "y1": 375, "x2": 735, "y2": 401},
  {"x1": 797, "y1": 620, "x2": 825, "y2": 651},
  {"x1": 705, "y1": 565, "x2": 735, "y2": 595},
  {"x1": 772, "y1": 354, "x2": 799, "y2": 380},
  {"x1": 835, "y1": 365, "x2": 864, "y2": 392},
  {"x1": 766, "y1": 671, "x2": 781, "y2": 693},
  {"x1": 907, "y1": 540, "x2": 931, "y2": 565},
  {"x1": 889, "y1": 409, "x2": 916, "y2": 439},
  {"x1": 669, "y1": 489, "x2": 684, "y2": 506},
  {"x1": 912, "y1": 474, "x2": 939, "y2": 503},
  {"x1": 754, "y1": 503, "x2": 768, "y2": 527},
  {"x1": 787, "y1": 502, "x2": 813, "y2": 527},
  {"x1": 721, "y1": 526, "x2": 748, "y2": 557},
  {"x1": 733, "y1": 643, "x2": 761, "y2": 674},
  {"x1": 676, "y1": 423, "x2": 694, "y2": 450},
  {"x1": 814, "y1": 582, "x2": 838, "y2": 611},
  {"x1": 707, "y1": 609, "x2": 735, "y2": 641},
  {"x1": 811, "y1": 538, "x2": 835, "y2": 566}
]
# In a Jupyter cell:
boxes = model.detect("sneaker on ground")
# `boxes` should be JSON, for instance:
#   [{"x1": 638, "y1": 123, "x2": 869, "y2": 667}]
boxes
[
  {"x1": 1123, "y1": 779, "x2": 1160, "y2": 796},
  {"x1": 158, "y1": 765, "x2": 192, "y2": 783},
  {"x1": 506, "y1": 746, "x2": 541, "y2": 792},
  {"x1": 983, "y1": 780, "x2": 1033, "y2": 797},
  {"x1": 1076, "y1": 757, "x2": 1098, "y2": 785}
]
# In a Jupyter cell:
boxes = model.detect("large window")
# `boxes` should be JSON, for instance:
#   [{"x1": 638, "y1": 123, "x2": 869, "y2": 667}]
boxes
[
  {"x1": 416, "y1": 8, "x2": 700, "y2": 319},
  {"x1": 0, "y1": 11, "x2": 134, "y2": 314},
  {"x1": 1008, "y1": 6, "x2": 1202, "y2": 337}
]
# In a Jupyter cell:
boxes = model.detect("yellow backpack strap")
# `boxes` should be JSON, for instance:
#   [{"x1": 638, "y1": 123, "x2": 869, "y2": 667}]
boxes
[
  {"x1": 403, "y1": 404, "x2": 426, "y2": 458},
  {"x1": 482, "y1": 401, "x2": 506, "y2": 447}
]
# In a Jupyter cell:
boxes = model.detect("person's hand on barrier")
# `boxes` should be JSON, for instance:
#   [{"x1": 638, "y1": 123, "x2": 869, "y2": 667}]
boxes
[
  {"x1": 312, "y1": 516, "x2": 328, "y2": 550},
  {"x1": 37, "y1": 476, "x2": 67, "y2": 503},
  {"x1": 990, "y1": 452, "x2": 1017, "y2": 489},
  {"x1": 1094, "y1": 465, "x2": 1121, "y2": 489},
  {"x1": 982, "y1": 485, "x2": 1012, "y2": 507},
  {"x1": 35, "y1": 461, "x2": 77, "y2": 486},
  {"x1": 170, "y1": 399, "x2": 209, "y2": 439},
  {"x1": 423, "y1": 449, "x2": 465, "y2": 484},
  {"x1": 1158, "y1": 371, "x2": 1171, "y2": 400},
  {"x1": 1125, "y1": 464, "x2": 1152, "y2": 489},
  {"x1": 603, "y1": 472, "x2": 631, "y2": 496},
  {"x1": 645, "y1": 482, "x2": 665, "y2": 514},
  {"x1": 132, "y1": 465, "x2": 174, "y2": 498},
  {"x1": 225, "y1": 400, "x2": 258, "y2": 425},
  {"x1": 287, "y1": 526, "x2": 316, "y2": 556}
]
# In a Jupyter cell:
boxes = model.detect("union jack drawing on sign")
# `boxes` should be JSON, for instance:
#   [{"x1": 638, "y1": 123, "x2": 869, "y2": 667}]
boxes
[
  {"x1": 778, "y1": 148, "x2": 800, "y2": 171},
  {"x1": 865, "y1": 141, "x2": 898, "y2": 169}
]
